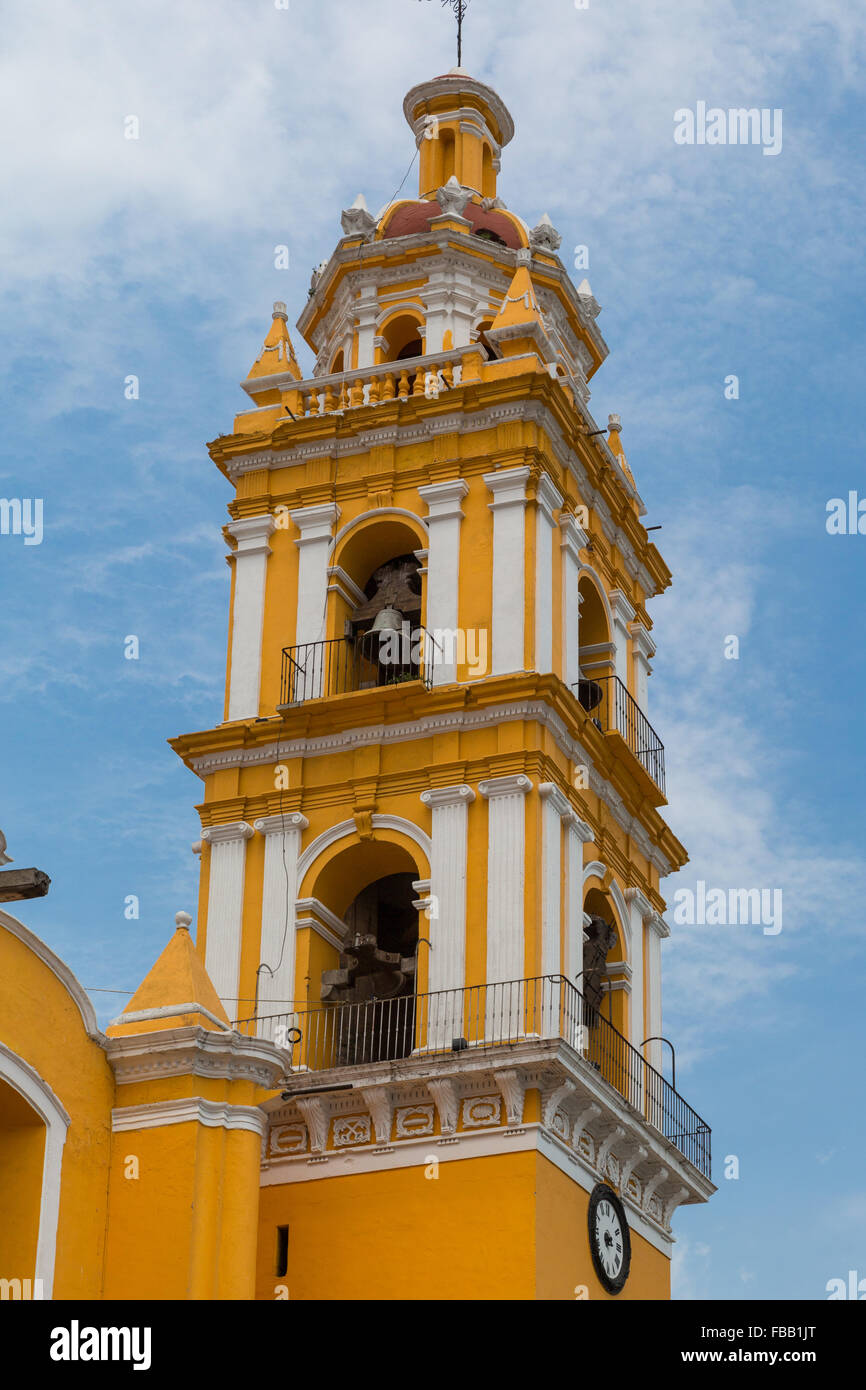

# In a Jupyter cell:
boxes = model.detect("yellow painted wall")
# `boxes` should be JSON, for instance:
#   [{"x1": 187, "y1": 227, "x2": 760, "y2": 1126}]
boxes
[{"x1": 255, "y1": 1150, "x2": 669, "y2": 1301}]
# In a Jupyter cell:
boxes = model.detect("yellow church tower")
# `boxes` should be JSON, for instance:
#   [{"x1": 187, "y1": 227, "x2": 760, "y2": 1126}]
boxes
[{"x1": 171, "y1": 68, "x2": 714, "y2": 1301}]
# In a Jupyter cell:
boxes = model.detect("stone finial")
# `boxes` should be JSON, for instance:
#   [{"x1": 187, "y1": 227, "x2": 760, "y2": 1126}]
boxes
[
  {"x1": 530, "y1": 213, "x2": 562, "y2": 252},
  {"x1": 272, "y1": 301, "x2": 288, "y2": 321},
  {"x1": 175, "y1": 911, "x2": 193, "y2": 931},
  {"x1": 608, "y1": 413, "x2": 622, "y2": 433},
  {"x1": 436, "y1": 174, "x2": 474, "y2": 218},
  {"x1": 340, "y1": 193, "x2": 377, "y2": 239}
]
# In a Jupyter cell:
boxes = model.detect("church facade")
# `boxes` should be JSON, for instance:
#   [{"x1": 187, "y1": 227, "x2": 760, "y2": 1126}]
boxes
[{"x1": 0, "y1": 69, "x2": 713, "y2": 1302}]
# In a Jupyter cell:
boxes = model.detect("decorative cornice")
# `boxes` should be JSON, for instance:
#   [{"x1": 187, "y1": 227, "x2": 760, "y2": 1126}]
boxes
[
  {"x1": 560, "y1": 511, "x2": 589, "y2": 561},
  {"x1": 609, "y1": 588, "x2": 637, "y2": 627},
  {"x1": 535, "y1": 472, "x2": 563, "y2": 523},
  {"x1": 290, "y1": 502, "x2": 340, "y2": 543},
  {"x1": 538, "y1": 780, "x2": 573, "y2": 819},
  {"x1": 483, "y1": 465, "x2": 531, "y2": 509},
  {"x1": 418, "y1": 478, "x2": 470, "y2": 520},
  {"x1": 105, "y1": 1024, "x2": 285, "y2": 1088},
  {"x1": 226, "y1": 514, "x2": 276, "y2": 559},
  {"x1": 111, "y1": 1097, "x2": 268, "y2": 1137}
]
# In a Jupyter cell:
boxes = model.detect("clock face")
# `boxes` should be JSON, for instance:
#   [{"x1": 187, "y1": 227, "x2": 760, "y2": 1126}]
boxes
[{"x1": 588, "y1": 1183, "x2": 631, "y2": 1294}]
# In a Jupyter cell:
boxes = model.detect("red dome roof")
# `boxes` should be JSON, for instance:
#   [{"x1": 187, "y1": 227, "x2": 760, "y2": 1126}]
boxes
[{"x1": 381, "y1": 199, "x2": 524, "y2": 249}]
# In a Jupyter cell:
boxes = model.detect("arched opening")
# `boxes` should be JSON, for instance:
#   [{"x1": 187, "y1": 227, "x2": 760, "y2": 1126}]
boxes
[
  {"x1": 381, "y1": 312, "x2": 424, "y2": 364},
  {"x1": 326, "y1": 516, "x2": 432, "y2": 694},
  {"x1": 576, "y1": 575, "x2": 615, "y2": 722},
  {"x1": 330, "y1": 348, "x2": 344, "y2": 374},
  {"x1": 481, "y1": 143, "x2": 495, "y2": 199},
  {"x1": 581, "y1": 886, "x2": 629, "y2": 1098},
  {"x1": 313, "y1": 840, "x2": 424, "y2": 1065},
  {"x1": 473, "y1": 317, "x2": 494, "y2": 360},
  {"x1": 0, "y1": 1079, "x2": 46, "y2": 1289}
]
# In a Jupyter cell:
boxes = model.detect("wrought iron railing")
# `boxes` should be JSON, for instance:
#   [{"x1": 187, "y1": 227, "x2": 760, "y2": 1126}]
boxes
[
  {"x1": 235, "y1": 974, "x2": 710, "y2": 1178},
  {"x1": 280, "y1": 628, "x2": 441, "y2": 705},
  {"x1": 575, "y1": 674, "x2": 665, "y2": 794}
]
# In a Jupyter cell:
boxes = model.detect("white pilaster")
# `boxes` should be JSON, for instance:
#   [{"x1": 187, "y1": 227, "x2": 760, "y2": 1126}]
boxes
[
  {"x1": 484, "y1": 467, "x2": 531, "y2": 675},
  {"x1": 609, "y1": 589, "x2": 636, "y2": 691},
  {"x1": 420, "y1": 785, "x2": 475, "y2": 1047},
  {"x1": 560, "y1": 512, "x2": 588, "y2": 689},
  {"x1": 201, "y1": 821, "x2": 255, "y2": 1012},
  {"x1": 645, "y1": 911, "x2": 670, "y2": 1075},
  {"x1": 253, "y1": 813, "x2": 309, "y2": 1028},
  {"x1": 226, "y1": 515, "x2": 276, "y2": 721},
  {"x1": 355, "y1": 283, "x2": 380, "y2": 368},
  {"x1": 479, "y1": 774, "x2": 532, "y2": 988},
  {"x1": 290, "y1": 504, "x2": 340, "y2": 699},
  {"x1": 630, "y1": 622, "x2": 655, "y2": 714},
  {"x1": 538, "y1": 783, "x2": 572, "y2": 979},
  {"x1": 625, "y1": 887, "x2": 653, "y2": 1052},
  {"x1": 534, "y1": 476, "x2": 562, "y2": 674},
  {"x1": 418, "y1": 480, "x2": 469, "y2": 685},
  {"x1": 565, "y1": 816, "x2": 594, "y2": 989}
]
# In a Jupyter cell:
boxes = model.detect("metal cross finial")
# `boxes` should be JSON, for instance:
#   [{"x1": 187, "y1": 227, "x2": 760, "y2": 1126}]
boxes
[{"x1": 418, "y1": 0, "x2": 470, "y2": 67}]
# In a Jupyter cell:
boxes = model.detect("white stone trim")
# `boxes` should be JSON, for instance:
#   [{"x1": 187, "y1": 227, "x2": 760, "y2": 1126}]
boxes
[
  {"x1": 226, "y1": 514, "x2": 276, "y2": 721},
  {"x1": 111, "y1": 1097, "x2": 267, "y2": 1138},
  {"x1": 107, "y1": 1002, "x2": 231, "y2": 1030},
  {"x1": 332, "y1": 506, "x2": 427, "y2": 553},
  {"x1": 560, "y1": 513, "x2": 588, "y2": 688},
  {"x1": 294, "y1": 898, "x2": 347, "y2": 952},
  {"x1": 485, "y1": 467, "x2": 530, "y2": 675},
  {"x1": 0, "y1": 1041, "x2": 71, "y2": 1298},
  {"x1": 296, "y1": 815, "x2": 432, "y2": 898}
]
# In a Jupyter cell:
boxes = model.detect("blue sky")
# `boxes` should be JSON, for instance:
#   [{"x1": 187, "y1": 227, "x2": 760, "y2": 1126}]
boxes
[{"x1": 1, "y1": 0, "x2": 863, "y2": 1300}]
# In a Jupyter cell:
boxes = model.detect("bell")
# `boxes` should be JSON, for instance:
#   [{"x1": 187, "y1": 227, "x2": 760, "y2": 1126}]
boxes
[{"x1": 370, "y1": 605, "x2": 403, "y2": 636}]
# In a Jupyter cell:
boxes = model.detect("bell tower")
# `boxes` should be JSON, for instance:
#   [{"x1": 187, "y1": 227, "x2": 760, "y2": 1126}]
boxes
[{"x1": 171, "y1": 68, "x2": 714, "y2": 1301}]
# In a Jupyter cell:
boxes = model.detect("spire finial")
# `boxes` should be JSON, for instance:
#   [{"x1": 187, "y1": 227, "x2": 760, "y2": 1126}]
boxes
[{"x1": 418, "y1": 0, "x2": 470, "y2": 66}]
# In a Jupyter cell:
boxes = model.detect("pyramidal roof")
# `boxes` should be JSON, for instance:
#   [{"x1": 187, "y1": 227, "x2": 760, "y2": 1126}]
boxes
[
  {"x1": 490, "y1": 265, "x2": 544, "y2": 332},
  {"x1": 248, "y1": 302, "x2": 301, "y2": 381},
  {"x1": 105, "y1": 912, "x2": 230, "y2": 1037}
]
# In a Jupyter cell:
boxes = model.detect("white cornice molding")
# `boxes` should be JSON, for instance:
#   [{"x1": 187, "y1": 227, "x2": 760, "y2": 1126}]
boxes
[
  {"x1": 0, "y1": 909, "x2": 102, "y2": 1041},
  {"x1": 294, "y1": 897, "x2": 348, "y2": 947},
  {"x1": 201, "y1": 821, "x2": 255, "y2": 846},
  {"x1": 629, "y1": 622, "x2": 656, "y2": 660},
  {"x1": 535, "y1": 473, "x2": 563, "y2": 523},
  {"x1": 111, "y1": 1097, "x2": 268, "y2": 1137},
  {"x1": 560, "y1": 511, "x2": 590, "y2": 561},
  {"x1": 538, "y1": 781, "x2": 572, "y2": 819},
  {"x1": 648, "y1": 911, "x2": 672, "y2": 940},
  {"x1": 609, "y1": 588, "x2": 637, "y2": 627},
  {"x1": 108, "y1": 1002, "x2": 231, "y2": 1031},
  {"x1": 483, "y1": 466, "x2": 531, "y2": 509},
  {"x1": 290, "y1": 502, "x2": 340, "y2": 544},
  {"x1": 478, "y1": 773, "x2": 532, "y2": 799},
  {"x1": 254, "y1": 812, "x2": 309, "y2": 836},
  {"x1": 626, "y1": 886, "x2": 654, "y2": 921},
  {"x1": 418, "y1": 478, "x2": 470, "y2": 520},
  {"x1": 105, "y1": 1024, "x2": 285, "y2": 1088},
  {"x1": 226, "y1": 514, "x2": 277, "y2": 558},
  {"x1": 420, "y1": 784, "x2": 476, "y2": 809},
  {"x1": 190, "y1": 700, "x2": 672, "y2": 876}
]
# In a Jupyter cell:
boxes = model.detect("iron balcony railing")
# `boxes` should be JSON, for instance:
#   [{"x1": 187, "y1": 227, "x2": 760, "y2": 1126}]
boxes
[
  {"x1": 575, "y1": 673, "x2": 665, "y2": 794},
  {"x1": 235, "y1": 974, "x2": 710, "y2": 1178},
  {"x1": 280, "y1": 628, "x2": 441, "y2": 705}
]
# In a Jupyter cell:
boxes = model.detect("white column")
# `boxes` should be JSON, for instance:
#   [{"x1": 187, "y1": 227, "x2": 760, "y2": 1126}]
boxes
[
  {"x1": 418, "y1": 480, "x2": 469, "y2": 685},
  {"x1": 564, "y1": 816, "x2": 593, "y2": 987},
  {"x1": 538, "y1": 783, "x2": 571, "y2": 979},
  {"x1": 253, "y1": 813, "x2": 309, "y2": 1029},
  {"x1": 484, "y1": 467, "x2": 531, "y2": 675},
  {"x1": 290, "y1": 503, "x2": 340, "y2": 698},
  {"x1": 420, "y1": 785, "x2": 474, "y2": 1048},
  {"x1": 201, "y1": 821, "x2": 255, "y2": 1013},
  {"x1": 226, "y1": 515, "x2": 276, "y2": 721},
  {"x1": 609, "y1": 589, "x2": 636, "y2": 691},
  {"x1": 355, "y1": 283, "x2": 380, "y2": 368},
  {"x1": 534, "y1": 476, "x2": 562, "y2": 674},
  {"x1": 625, "y1": 888, "x2": 652, "y2": 1052},
  {"x1": 480, "y1": 774, "x2": 531, "y2": 1036},
  {"x1": 630, "y1": 622, "x2": 655, "y2": 713},
  {"x1": 560, "y1": 512, "x2": 588, "y2": 689}
]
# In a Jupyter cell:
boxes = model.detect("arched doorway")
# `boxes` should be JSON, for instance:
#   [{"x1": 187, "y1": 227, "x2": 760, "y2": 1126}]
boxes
[{"x1": 0, "y1": 1078, "x2": 46, "y2": 1291}]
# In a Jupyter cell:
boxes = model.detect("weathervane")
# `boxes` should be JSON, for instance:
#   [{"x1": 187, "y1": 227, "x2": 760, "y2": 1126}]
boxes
[{"x1": 418, "y1": 0, "x2": 470, "y2": 68}]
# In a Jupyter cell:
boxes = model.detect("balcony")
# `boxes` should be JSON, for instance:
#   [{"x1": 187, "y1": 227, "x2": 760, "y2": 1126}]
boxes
[
  {"x1": 575, "y1": 674, "x2": 665, "y2": 795},
  {"x1": 280, "y1": 629, "x2": 440, "y2": 706},
  {"x1": 235, "y1": 974, "x2": 710, "y2": 1180}
]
